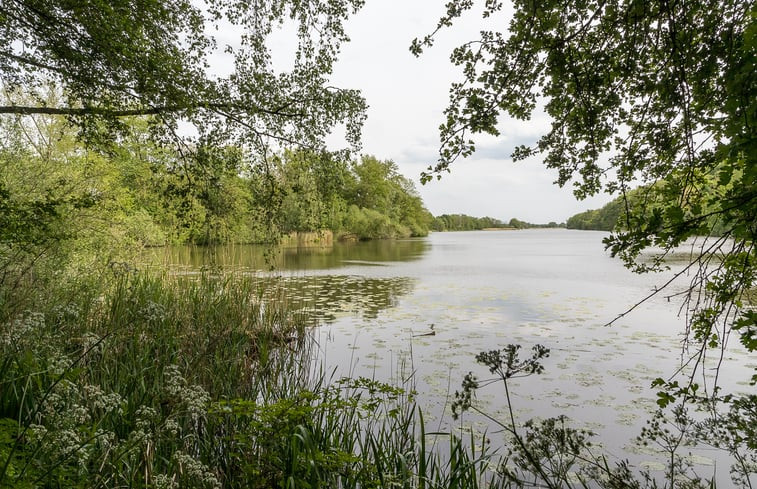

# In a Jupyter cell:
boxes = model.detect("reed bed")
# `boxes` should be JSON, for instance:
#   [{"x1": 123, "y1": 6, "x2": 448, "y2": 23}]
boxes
[{"x1": 0, "y1": 271, "x2": 500, "y2": 489}]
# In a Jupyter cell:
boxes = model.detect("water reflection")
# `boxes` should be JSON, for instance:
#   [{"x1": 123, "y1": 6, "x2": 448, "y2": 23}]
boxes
[
  {"x1": 146, "y1": 238, "x2": 429, "y2": 272},
  {"x1": 143, "y1": 239, "x2": 424, "y2": 323}
]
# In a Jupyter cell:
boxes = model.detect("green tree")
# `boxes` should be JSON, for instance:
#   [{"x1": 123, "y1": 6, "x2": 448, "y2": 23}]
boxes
[
  {"x1": 414, "y1": 0, "x2": 755, "y2": 484},
  {"x1": 565, "y1": 209, "x2": 600, "y2": 230},
  {"x1": 1, "y1": 0, "x2": 367, "y2": 154},
  {"x1": 275, "y1": 150, "x2": 326, "y2": 233},
  {"x1": 349, "y1": 155, "x2": 431, "y2": 238},
  {"x1": 385, "y1": 171, "x2": 432, "y2": 236},
  {"x1": 351, "y1": 155, "x2": 396, "y2": 214},
  {"x1": 0, "y1": 107, "x2": 85, "y2": 297},
  {"x1": 309, "y1": 152, "x2": 354, "y2": 231},
  {"x1": 566, "y1": 199, "x2": 624, "y2": 231},
  {"x1": 0, "y1": 94, "x2": 163, "y2": 310},
  {"x1": 508, "y1": 217, "x2": 526, "y2": 229}
]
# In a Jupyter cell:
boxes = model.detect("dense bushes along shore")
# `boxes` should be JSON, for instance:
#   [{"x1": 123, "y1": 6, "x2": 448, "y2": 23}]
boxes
[{"x1": 1, "y1": 112, "x2": 431, "y2": 258}]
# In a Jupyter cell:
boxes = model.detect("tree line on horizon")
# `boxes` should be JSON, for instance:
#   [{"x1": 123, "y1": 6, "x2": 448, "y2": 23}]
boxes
[{"x1": 430, "y1": 214, "x2": 564, "y2": 231}]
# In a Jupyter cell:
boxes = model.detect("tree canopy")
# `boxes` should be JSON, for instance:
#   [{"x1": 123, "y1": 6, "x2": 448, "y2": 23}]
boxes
[
  {"x1": 413, "y1": 0, "x2": 753, "y2": 195},
  {"x1": 0, "y1": 0, "x2": 367, "y2": 152}
]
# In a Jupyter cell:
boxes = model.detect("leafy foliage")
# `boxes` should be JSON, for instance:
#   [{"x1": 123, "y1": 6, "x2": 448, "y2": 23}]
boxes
[
  {"x1": 566, "y1": 197, "x2": 626, "y2": 231},
  {"x1": 271, "y1": 152, "x2": 432, "y2": 239},
  {"x1": 1, "y1": 106, "x2": 431, "y2": 256},
  {"x1": 0, "y1": 0, "x2": 368, "y2": 154}
]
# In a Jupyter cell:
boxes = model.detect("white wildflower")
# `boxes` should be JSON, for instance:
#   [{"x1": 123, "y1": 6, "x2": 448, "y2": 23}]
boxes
[
  {"x1": 2, "y1": 311, "x2": 45, "y2": 347},
  {"x1": 48, "y1": 355, "x2": 71, "y2": 376},
  {"x1": 139, "y1": 301, "x2": 166, "y2": 322},
  {"x1": 95, "y1": 429, "x2": 117, "y2": 451},
  {"x1": 173, "y1": 451, "x2": 221, "y2": 489},
  {"x1": 164, "y1": 365, "x2": 185, "y2": 398},
  {"x1": 50, "y1": 428, "x2": 91, "y2": 467},
  {"x1": 81, "y1": 332, "x2": 103, "y2": 355},
  {"x1": 83, "y1": 384, "x2": 124, "y2": 414},
  {"x1": 154, "y1": 474, "x2": 179, "y2": 489},
  {"x1": 127, "y1": 428, "x2": 151, "y2": 447},
  {"x1": 183, "y1": 384, "x2": 210, "y2": 422},
  {"x1": 28, "y1": 423, "x2": 48, "y2": 441},
  {"x1": 69, "y1": 404, "x2": 91, "y2": 424},
  {"x1": 163, "y1": 365, "x2": 210, "y2": 422},
  {"x1": 41, "y1": 391, "x2": 64, "y2": 417},
  {"x1": 164, "y1": 418, "x2": 180, "y2": 438},
  {"x1": 135, "y1": 406, "x2": 159, "y2": 431},
  {"x1": 52, "y1": 303, "x2": 79, "y2": 323}
]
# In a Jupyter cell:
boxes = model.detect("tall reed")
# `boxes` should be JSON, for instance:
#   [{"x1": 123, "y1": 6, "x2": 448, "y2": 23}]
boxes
[{"x1": 0, "y1": 270, "x2": 529, "y2": 488}]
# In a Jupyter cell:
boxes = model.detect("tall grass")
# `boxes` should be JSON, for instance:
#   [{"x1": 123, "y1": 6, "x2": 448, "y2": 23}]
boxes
[{"x1": 1, "y1": 270, "x2": 505, "y2": 488}]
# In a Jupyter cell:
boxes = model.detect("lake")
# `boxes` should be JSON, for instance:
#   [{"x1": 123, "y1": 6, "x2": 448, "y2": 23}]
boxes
[{"x1": 150, "y1": 229, "x2": 753, "y2": 483}]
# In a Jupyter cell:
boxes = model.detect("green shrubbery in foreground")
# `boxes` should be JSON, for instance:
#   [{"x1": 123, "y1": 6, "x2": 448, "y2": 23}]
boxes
[
  {"x1": 3, "y1": 272, "x2": 527, "y2": 489},
  {"x1": 1, "y1": 272, "x2": 419, "y2": 488}
]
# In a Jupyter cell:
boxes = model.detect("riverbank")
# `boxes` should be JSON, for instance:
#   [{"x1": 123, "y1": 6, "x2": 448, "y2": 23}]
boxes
[{"x1": 2, "y1": 232, "x2": 751, "y2": 487}]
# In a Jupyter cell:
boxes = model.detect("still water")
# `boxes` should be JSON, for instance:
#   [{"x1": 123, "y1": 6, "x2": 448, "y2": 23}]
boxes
[{"x1": 152, "y1": 230, "x2": 753, "y2": 481}]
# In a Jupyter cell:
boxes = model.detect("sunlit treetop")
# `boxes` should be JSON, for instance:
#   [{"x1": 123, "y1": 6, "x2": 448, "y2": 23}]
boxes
[{"x1": 0, "y1": 0, "x2": 367, "y2": 152}]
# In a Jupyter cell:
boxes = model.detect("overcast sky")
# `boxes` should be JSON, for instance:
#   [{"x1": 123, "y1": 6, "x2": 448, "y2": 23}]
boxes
[{"x1": 261, "y1": 1, "x2": 615, "y2": 223}]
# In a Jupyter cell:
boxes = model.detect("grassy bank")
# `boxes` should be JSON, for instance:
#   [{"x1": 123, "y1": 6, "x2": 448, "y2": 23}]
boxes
[{"x1": 0, "y1": 271, "x2": 496, "y2": 489}]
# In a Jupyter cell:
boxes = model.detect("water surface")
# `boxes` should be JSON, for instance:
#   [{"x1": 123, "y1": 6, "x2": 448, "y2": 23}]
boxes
[{"x1": 156, "y1": 230, "x2": 752, "y2": 483}]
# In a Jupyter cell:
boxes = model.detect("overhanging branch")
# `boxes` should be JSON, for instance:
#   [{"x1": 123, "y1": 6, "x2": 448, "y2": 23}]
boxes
[
  {"x1": 0, "y1": 103, "x2": 307, "y2": 118},
  {"x1": 0, "y1": 105, "x2": 178, "y2": 117}
]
